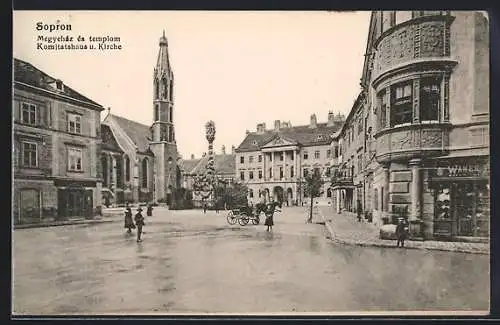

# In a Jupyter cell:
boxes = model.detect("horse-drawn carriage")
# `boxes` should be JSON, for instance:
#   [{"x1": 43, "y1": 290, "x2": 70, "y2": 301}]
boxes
[{"x1": 226, "y1": 202, "x2": 281, "y2": 226}]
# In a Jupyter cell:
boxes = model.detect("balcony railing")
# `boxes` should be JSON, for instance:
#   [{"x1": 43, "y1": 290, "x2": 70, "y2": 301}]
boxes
[{"x1": 331, "y1": 170, "x2": 354, "y2": 188}]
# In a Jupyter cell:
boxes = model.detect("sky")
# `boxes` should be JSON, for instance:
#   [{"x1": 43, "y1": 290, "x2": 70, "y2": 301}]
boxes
[{"x1": 13, "y1": 11, "x2": 371, "y2": 159}]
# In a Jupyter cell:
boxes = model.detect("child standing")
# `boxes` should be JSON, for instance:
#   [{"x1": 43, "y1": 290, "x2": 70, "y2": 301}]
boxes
[{"x1": 134, "y1": 207, "x2": 145, "y2": 242}]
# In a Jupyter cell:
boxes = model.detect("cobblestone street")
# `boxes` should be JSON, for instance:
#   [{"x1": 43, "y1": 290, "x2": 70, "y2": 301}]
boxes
[{"x1": 13, "y1": 207, "x2": 489, "y2": 315}]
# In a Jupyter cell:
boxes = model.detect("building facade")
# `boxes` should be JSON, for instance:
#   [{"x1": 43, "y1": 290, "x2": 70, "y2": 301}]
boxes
[
  {"x1": 235, "y1": 113, "x2": 345, "y2": 207},
  {"x1": 331, "y1": 11, "x2": 489, "y2": 240},
  {"x1": 13, "y1": 58, "x2": 105, "y2": 224},
  {"x1": 100, "y1": 32, "x2": 181, "y2": 206}
]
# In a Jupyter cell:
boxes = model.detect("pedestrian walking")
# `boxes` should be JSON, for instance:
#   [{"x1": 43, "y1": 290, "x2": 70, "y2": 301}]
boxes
[
  {"x1": 124, "y1": 207, "x2": 135, "y2": 233},
  {"x1": 357, "y1": 200, "x2": 362, "y2": 222},
  {"x1": 215, "y1": 201, "x2": 220, "y2": 214},
  {"x1": 396, "y1": 218, "x2": 408, "y2": 247},
  {"x1": 203, "y1": 201, "x2": 207, "y2": 214},
  {"x1": 134, "y1": 207, "x2": 146, "y2": 242},
  {"x1": 146, "y1": 203, "x2": 153, "y2": 217}
]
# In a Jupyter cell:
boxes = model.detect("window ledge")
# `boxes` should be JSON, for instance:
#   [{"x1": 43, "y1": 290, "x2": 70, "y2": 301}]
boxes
[{"x1": 67, "y1": 170, "x2": 84, "y2": 173}]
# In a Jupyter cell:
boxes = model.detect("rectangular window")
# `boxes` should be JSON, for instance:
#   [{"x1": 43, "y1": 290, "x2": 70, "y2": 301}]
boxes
[
  {"x1": 68, "y1": 147, "x2": 83, "y2": 171},
  {"x1": 21, "y1": 103, "x2": 37, "y2": 125},
  {"x1": 258, "y1": 170, "x2": 262, "y2": 179},
  {"x1": 391, "y1": 81, "x2": 413, "y2": 126},
  {"x1": 382, "y1": 11, "x2": 393, "y2": 32},
  {"x1": 280, "y1": 153, "x2": 284, "y2": 161},
  {"x1": 279, "y1": 167, "x2": 283, "y2": 179},
  {"x1": 326, "y1": 149, "x2": 331, "y2": 158},
  {"x1": 303, "y1": 151, "x2": 308, "y2": 160},
  {"x1": 68, "y1": 113, "x2": 82, "y2": 134},
  {"x1": 249, "y1": 171, "x2": 254, "y2": 179},
  {"x1": 291, "y1": 153, "x2": 294, "y2": 161},
  {"x1": 249, "y1": 156, "x2": 254, "y2": 163},
  {"x1": 420, "y1": 77, "x2": 441, "y2": 122},
  {"x1": 314, "y1": 151, "x2": 320, "y2": 159},
  {"x1": 395, "y1": 11, "x2": 413, "y2": 25},
  {"x1": 22, "y1": 142, "x2": 37, "y2": 167},
  {"x1": 303, "y1": 168, "x2": 308, "y2": 177},
  {"x1": 269, "y1": 154, "x2": 272, "y2": 162},
  {"x1": 269, "y1": 168, "x2": 272, "y2": 178},
  {"x1": 258, "y1": 155, "x2": 262, "y2": 162},
  {"x1": 326, "y1": 167, "x2": 331, "y2": 177},
  {"x1": 291, "y1": 166, "x2": 294, "y2": 178},
  {"x1": 240, "y1": 171, "x2": 245, "y2": 180},
  {"x1": 240, "y1": 156, "x2": 244, "y2": 164},
  {"x1": 378, "y1": 90, "x2": 387, "y2": 129},
  {"x1": 334, "y1": 146, "x2": 339, "y2": 158}
]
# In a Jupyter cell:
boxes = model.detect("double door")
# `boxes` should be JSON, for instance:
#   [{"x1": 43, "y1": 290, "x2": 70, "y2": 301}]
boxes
[{"x1": 58, "y1": 189, "x2": 93, "y2": 219}]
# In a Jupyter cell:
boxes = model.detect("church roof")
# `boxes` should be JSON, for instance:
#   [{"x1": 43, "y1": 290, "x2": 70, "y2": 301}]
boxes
[
  {"x1": 108, "y1": 114, "x2": 153, "y2": 154},
  {"x1": 236, "y1": 122, "x2": 343, "y2": 153},
  {"x1": 101, "y1": 124, "x2": 123, "y2": 153},
  {"x1": 180, "y1": 154, "x2": 236, "y2": 176},
  {"x1": 13, "y1": 58, "x2": 104, "y2": 110}
]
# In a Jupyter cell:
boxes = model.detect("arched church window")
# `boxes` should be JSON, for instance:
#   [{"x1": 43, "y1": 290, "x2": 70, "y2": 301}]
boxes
[
  {"x1": 154, "y1": 80, "x2": 159, "y2": 99},
  {"x1": 125, "y1": 156, "x2": 130, "y2": 182},
  {"x1": 155, "y1": 104, "x2": 160, "y2": 121},
  {"x1": 162, "y1": 78, "x2": 168, "y2": 99},
  {"x1": 142, "y1": 158, "x2": 148, "y2": 188},
  {"x1": 169, "y1": 82, "x2": 173, "y2": 101}
]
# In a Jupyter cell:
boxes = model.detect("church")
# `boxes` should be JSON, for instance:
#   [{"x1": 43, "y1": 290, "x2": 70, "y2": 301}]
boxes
[{"x1": 101, "y1": 32, "x2": 181, "y2": 206}]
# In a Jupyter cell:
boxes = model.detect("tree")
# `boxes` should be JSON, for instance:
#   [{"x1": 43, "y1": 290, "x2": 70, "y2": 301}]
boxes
[
  {"x1": 304, "y1": 168, "x2": 324, "y2": 223},
  {"x1": 224, "y1": 182, "x2": 249, "y2": 209}
]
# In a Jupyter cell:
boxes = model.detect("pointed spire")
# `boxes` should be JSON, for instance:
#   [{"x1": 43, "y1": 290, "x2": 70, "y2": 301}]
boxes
[{"x1": 156, "y1": 30, "x2": 172, "y2": 79}]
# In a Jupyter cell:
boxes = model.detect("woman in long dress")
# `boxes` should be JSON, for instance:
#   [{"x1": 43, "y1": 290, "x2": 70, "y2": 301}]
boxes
[{"x1": 124, "y1": 207, "x2": 135, "y2": 233}]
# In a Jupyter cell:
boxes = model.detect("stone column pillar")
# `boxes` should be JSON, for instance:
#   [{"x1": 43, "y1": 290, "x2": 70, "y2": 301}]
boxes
[
  {"x1": 283, "y1": 150, "x2": 286, "y2": 180},
  {"x1": 409, "y1": 158, "x2": 422, "y2": 222},
  {"x1": 382, "y1": 163, "x2": 390, "y2": 219},
  {"x1": 262, "y1": 152, "x2": 266, "y2": 182},
  {"x1": 133, "y1": 157, "x2": 140, "y2": 203},
  {"x1": 293, "y1": 150, "x2": 297, "y2": 180},
  {"x1": 271, "y1": 151, "x2": 275, "y2": 181}
]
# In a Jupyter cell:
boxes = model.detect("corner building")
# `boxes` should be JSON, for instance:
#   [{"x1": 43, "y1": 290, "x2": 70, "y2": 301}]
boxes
[
  {"x1": 13, "y1": 59, "x2": 105, "y2": 224},
  {"x1": 333, "y1": 11, "x2": 489, "y2": 240}
]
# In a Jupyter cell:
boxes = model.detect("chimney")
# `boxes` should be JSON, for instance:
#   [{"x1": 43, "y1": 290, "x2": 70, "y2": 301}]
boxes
[
  {"x1": 202, "y1": 152, "x2": 207, "y2": 157},
  {"x1": 190, "y1": 154, "x2": 195, "y2": 160},
  {"x1": 309, "y1": 114, "x2": 317, "y2": 128},
  {"x1": 256, "y1": 123, "x2": 266, "y2": 134},
  {"x1": 245, "y1": 129, "x2": 250, "y2": 135},
  {"x1": 327, "y1": 110, "x2": 335, "y2": 126},
  {"x1": 231, "y1": 145, "x2": 235, "y2": 154},
  {"x1": 221, "y1": 145, "x2": 226, "y2": 155},
  {"x1": 274, "y1": 120, "x2": 281, "y2": 131}
]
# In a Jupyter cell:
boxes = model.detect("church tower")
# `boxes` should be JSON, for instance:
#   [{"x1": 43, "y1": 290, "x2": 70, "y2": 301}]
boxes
[{"x1": 150, "y1": 31, "x2": 179, "y2": 204}]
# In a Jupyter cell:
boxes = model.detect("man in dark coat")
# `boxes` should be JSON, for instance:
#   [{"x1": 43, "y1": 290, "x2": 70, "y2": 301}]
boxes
[
  {"x1": 134, "y1": 207, "x2": 145, "y2": 242},
  {"x1": 396, "y1": 218, "x2": 408, "y2": 247}
]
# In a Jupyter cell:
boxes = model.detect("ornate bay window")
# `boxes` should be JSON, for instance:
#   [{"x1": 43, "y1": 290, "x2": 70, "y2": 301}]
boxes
[{"x1": 376, "y1": 75, "x2": 445, "y2": 129}]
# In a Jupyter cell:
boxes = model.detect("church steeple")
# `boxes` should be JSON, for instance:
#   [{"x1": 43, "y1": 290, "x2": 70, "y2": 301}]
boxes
[
  {"x1": 149, "y1": 30, "x2": 179, "y2": 204},
  {"x1": 152, "y1": 30, "x2": 175, "y2": 143}
]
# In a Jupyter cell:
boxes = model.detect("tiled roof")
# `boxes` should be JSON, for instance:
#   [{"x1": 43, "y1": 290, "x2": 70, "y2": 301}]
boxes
[
  {"x1": 13, "y1": 58, "x2": 103, "y2": 109},
  {"x1": 178, "y1": 158, "x2": 202, "y2": 174},
  {"x1": 101, "y1": 124, "x2": 123, "y2": 153},
  {"x1": 180, "y1": 154, "x2": 236, "y2": 176},
  {"x1": 236, "y1": 122, "x2": 343, "y2": 152},
  {"x1": 109, "y1": 114, "x2": 153, "y2": 154}
]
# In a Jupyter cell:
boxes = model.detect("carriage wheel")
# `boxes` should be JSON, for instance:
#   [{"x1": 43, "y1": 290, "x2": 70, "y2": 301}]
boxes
[
  {"x1": 251, "y1": 216, "x2": 260, "y2": 225},
  {"x1": 227, "y1": 211, "x2": 237, "y2": 225},
  {"x1": 238, "y1": 213, "x2": 250, "y2": 226}
]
